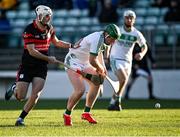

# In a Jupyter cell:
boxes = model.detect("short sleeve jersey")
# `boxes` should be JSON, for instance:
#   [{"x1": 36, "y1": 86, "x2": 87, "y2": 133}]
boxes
[
  {"x1": 110, "y1": 26, "x2": 146, "y2": 62},
  {"x1": 22, "y1": 20, "x2": 55, "y2": 67},
  {"x1": 69, "y1": 31, "x2": 106, "y2": 63}
]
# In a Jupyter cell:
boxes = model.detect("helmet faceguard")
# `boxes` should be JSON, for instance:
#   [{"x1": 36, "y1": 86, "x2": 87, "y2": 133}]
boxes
[
  {"x1": 104, "y1": 24, "x2": 121, "y2": 39},
  {"x1": 35, "y1": 5, "x2": 53, "y2": 26}
]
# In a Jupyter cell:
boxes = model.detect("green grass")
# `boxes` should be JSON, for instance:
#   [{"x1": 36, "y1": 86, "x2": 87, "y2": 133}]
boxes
[{"x1": 0, "y1": 99, "x2": 180, "y2": 136}]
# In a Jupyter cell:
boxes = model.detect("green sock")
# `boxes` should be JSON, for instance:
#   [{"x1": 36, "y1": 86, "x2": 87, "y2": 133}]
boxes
[
  {"x1": 84, "y1": 106, "x2": 91, "y2": 113},
  {"x1": 116, "y1": 96, "x2": 121, "y2": 104},
  {"x1": 65, "y1": 109, "x2": 71, "y2": 115}
]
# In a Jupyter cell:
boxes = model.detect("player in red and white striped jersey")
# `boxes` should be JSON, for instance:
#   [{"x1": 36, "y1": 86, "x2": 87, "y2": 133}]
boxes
[{"x1": 5, "y1": 5, "x2": 76, "y2": 126}]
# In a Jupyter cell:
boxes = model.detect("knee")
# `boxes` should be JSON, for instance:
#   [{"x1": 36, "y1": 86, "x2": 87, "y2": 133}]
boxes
[
  {"x1": 14, "y1": 88, "x2": 25, "y2": 101},
  {"x1": 15, "y1": 92, "x2": 26, "y2": 101}
]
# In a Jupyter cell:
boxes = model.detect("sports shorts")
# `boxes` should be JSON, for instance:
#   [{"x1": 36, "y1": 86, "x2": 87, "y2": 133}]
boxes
[
  {"x1": 16, "y1": 64, "x2": 48, "y2": 82},
  {"x1": 64, "y1": 53, "x2": 97, "y2": 75},
  {"x1": 110, "y1": 57, "x2": 132, "y2": 76}
]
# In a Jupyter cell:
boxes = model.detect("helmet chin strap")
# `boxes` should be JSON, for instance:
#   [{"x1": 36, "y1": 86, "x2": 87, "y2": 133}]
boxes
[
  {"x1": 105, "y1": 34, "x2": 109, "y2": 39},
  {"x1": 104, "y1": 34, "x2": 111, "y2": 46},
  {"x1": 40, "y1": 20, "x2": 46, "y2": 26}
]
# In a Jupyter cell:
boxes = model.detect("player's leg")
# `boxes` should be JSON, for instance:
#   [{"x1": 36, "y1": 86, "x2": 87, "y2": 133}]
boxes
[
  {"x1": 63, "y1": 54, "x2": 87, "y2": 126},
  {"x1": 124, "y1": 67, "x2": 138, "y2": 99},
  {"x1": 108, "y1": 60, "x2": 131, "y2": 111},
  {"x1": 64, "y1": 69, "x2": 86, "y2": 126},
  {"x1": 24, "y1": 77, "x2": 45, "y2": 112},
  {"x1": 147, "y1": 74, "x2": 155, "y2": 99},
  {"x1": 15, "y1": 77, "x2": 45, "y2": 126},
  {"x1": 139, "y1": 68, "x2": 155, "y2": 99},
  {"x1": 5, "y1": 65, "x2": 26, "y2": 101},
  {"x1": 81, "y1": 79, "x2": 100, "y2": 124},
  {"x1": 124, "y1": 76, "x2": 136, "y2": 99},
  {"x1": 15, "y1": 66, "x2": 47, "y2": 126},
  {"x1": 14, "y1": 81, "x2": 29, "y2": 126},
  {"x1": 14, "y1": 82, "x2": 29, "y2": 101},
  {"x1": 66, "y1": 69, "x2": 85, "y2": 110},
  {"x1": 114, "y1": 68, "x2": 129, "y2": 109},
  {"x1": 81, "y1": 87, "x2": 100, "y2": 124},
  {"x1": 12, "y1": 66, "x2": 31, "y2": 126}
]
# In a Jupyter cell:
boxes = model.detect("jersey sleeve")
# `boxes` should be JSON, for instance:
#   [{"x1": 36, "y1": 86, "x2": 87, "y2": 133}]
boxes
[
  {"x1": 136, "y1": 31, "x2": 146, "y2": 48},
  {"x1": 89, "y1": 34, "x2": 104, "y2": 56},
  {"x1": 22, "y1": 25, "x2": 35, "y2": 45}
]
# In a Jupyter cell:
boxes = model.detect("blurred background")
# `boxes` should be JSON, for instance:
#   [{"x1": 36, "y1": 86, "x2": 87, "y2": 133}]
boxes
[{"x1": 0, "y1": 0, "x2": 180, "y2": 99}]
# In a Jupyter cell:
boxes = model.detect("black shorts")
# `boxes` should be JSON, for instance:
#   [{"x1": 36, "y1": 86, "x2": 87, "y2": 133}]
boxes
[{"x1": 16, "y1": 65, "x2": 48, "y2": 83}]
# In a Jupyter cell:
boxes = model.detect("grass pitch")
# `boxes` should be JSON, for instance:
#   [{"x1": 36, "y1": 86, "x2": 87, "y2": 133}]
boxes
[{"x1": 0, "y1": 99, "x2": 180, "y2": 136}]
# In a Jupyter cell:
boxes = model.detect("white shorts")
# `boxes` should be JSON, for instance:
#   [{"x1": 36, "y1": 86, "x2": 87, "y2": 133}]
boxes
[
  {"x1": 64, "y1": 52, "x2": 97, "y2": 75},
  {"x1": 110, "y1": 58, "x2": 132, "y2": 76}
]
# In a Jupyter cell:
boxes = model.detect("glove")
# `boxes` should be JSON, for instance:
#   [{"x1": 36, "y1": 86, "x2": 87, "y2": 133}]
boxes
[{"x1": 82, "y1": 73, "x2": 104, "y2": 86}]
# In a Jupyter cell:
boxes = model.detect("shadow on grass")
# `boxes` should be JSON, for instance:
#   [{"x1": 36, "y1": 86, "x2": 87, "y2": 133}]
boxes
[
  {"x1": 0, "y1": 125, "x2": 17, "y2": 127},
  {"x1": 0, "y1": 99, "x2": 180, "y2": 110}
]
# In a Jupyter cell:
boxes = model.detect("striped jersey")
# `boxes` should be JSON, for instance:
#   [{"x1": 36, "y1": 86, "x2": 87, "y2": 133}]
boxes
[
  {"x1": 69, "y1": 31, "x2": 107, "y2": 63},
  {"x1": 110, "y1": 26, "x2": 146, "y2": 63},
  {"x1": 22, "y1": 20, "x2": 55, "y2": 67}
]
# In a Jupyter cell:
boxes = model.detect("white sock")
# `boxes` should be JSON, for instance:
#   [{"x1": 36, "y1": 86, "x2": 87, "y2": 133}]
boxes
[{"x1": 115, "y1": 95, "x2": 122, "y2": 104}]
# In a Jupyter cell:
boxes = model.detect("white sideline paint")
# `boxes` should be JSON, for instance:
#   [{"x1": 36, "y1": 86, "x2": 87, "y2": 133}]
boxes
[{"x1": 0, "y1": 70, "x2": 180, "y2": 99}]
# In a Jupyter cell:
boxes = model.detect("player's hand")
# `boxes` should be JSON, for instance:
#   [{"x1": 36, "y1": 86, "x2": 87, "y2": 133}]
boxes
[
  {"x1": 96, "y1": 67, "x2": 106, "y2": 78},
  {"x1": 104, "y1": 67, "x2": 108, "y2": 76},
  {"x1": 134, "y1": 53, "x2": 143, "y2": 61},
  {"x1": 71, "y1": 44, "x2": 80, "y2": 49},
  {"x1": 48, "y1": 56, "x2": 57, "y2": 63}
]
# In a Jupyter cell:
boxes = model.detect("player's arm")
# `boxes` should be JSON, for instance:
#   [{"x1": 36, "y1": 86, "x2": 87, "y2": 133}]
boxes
[
  {"x1": 104, "y1": 45, "x2": 111, "y2": 59},
  {"x1": 26, "y1": 44, "x2": 56, "y2": 63},
  {"x1": 134, "y1": 43, "x2": 148, "y2": 61},
  {"x1": 51, "y1": 35, "x2": 72, "y2": 48},
  {"x1": 140, "y1": 43, "x2": 148, "y2": 57},
  {"x1": 103, "y1": 45, "x2": 111, "y2": 68},
  {"x1": 98, "y1": 52, "x2": 108, "y2": 75},
  {"x1": 134, "y1": 31, "x2": 148, "y2": 61},
  {"x1": 89, "y1": 53, "x2": 105, "y2": 76}
]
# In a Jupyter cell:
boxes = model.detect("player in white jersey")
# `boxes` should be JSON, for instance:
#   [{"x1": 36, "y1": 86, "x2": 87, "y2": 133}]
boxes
[
  {"x1": 107, "y1": 10, "x2": 148, "y2": 111},
  {"x1": 63, "y1": 24, "x2": 121, "y2": 126}
]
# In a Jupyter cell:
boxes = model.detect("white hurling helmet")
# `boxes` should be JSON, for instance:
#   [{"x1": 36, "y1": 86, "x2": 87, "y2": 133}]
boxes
[
  {"x1": 35, "y1": 5, "x2": 52, "y2": 25},
  {"x1": 123, "y1": 10, "x2": 136, "y2": 19}
]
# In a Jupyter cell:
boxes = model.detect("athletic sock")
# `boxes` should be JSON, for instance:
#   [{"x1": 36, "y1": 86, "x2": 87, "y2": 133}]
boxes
[
  {"x1": 65, "y1": 109, "x2": 71, "y2": 115},
  {"x1": 115, "y1": 95, "x2": 121, "y2": 104},
  {"x1": 148, "y1": 82, "x2": 153, "y2": 97},
  {"x1": 19, "y1": 110, "x2": 28, "y2": 119},
  {"x1": 84, "y1": 106, "x2": 91, "y2": 113}
]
